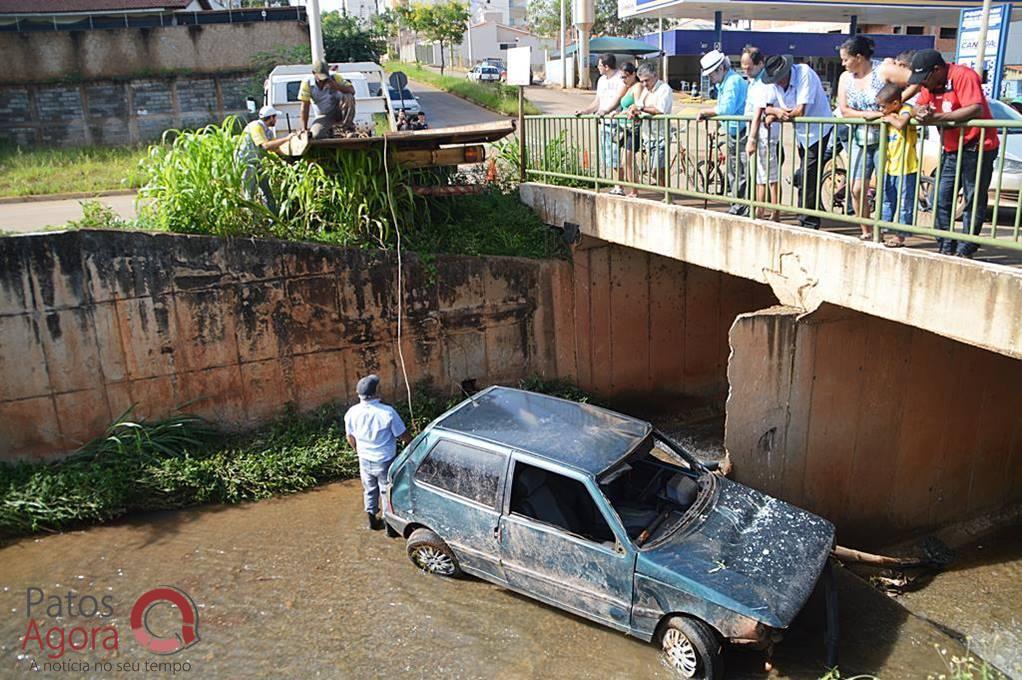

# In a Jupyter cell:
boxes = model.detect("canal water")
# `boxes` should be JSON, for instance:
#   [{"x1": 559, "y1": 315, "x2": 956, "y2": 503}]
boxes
[{"x1": 1, "y1": 479, "x2": 994, "y2": 679}]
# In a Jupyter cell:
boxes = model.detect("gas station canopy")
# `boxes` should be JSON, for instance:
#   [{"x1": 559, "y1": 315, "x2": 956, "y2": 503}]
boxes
[{"x1": 619, "y1": 0, "x2": 989, "y2": 25}]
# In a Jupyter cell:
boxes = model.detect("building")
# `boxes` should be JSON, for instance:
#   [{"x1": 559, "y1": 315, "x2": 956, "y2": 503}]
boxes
[
  {"x1": 406, "y1": 10, "x2": 553, "y2": 68},
  {"x1": 342, "y1": 0, "x2": 382, "y2": 21}
]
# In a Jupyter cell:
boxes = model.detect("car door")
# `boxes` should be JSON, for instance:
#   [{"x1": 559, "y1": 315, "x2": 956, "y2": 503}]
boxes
[
  {"x1": 410, "y1": 436, "x2": 510, "y2": 583},
  {"x1": 498, "y1": 456, "x2": 635, "y2": 632}
]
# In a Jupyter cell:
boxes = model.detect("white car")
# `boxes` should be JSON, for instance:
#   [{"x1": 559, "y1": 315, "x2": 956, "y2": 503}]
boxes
[
  {"x1": 468, "y1": 65, "x2": 502, "y2": 83},
  {"x1": 388, "y1": 87, "x2": 421, "y2": 115}
]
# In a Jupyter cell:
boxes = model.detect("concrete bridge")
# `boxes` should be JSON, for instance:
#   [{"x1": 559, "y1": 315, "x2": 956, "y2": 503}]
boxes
[{"x1": 520, "y1": 183, "x2": 1022, "y2": 547}]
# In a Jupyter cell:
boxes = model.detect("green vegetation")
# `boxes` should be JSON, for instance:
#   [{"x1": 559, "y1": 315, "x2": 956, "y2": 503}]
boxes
[
  {"x1": 397, "y1": 2, "x2": 470, "y2": 76},
  {"x1": 383, "y1": 60, "x2": 541, "y2": 116},
  {"x1": 129, "y1": 117, "x2": 564, "y2": 259},
  {"x1": 0, "y1": 378, "x2": 591, "y2": 539},
  {"x1": 0, "y1": 145, "x2": 146, "y2": 198}
]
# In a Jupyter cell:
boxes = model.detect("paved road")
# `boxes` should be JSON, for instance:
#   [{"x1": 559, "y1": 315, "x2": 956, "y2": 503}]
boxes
[
  {"x1": 405, "y1": 79, "x2": 508, "y2": 127},
  {"x1": 0, "y1": 193, "x2": 137, "y2": 235}
]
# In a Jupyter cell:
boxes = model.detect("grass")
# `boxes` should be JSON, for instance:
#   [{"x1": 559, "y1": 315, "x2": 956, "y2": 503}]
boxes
[
  {"x1": 0, "y1": 145, "x2": 147, "y2": 198},
  {"x1": 0, "y1": 377, "x2": 590, "y2": 539},
  {"x1": 383, "y1": 60, "x2": 541, "y2": 116}
]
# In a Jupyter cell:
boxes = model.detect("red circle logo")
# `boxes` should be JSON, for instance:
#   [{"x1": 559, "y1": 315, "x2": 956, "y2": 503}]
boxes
[{"x1": 130, "y1": 587, "x2": 200, "y2": 655}]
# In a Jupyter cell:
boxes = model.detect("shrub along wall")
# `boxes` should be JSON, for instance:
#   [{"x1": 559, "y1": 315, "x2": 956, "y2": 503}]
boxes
[{"x1": 0, "y1": 229, "x2": 573, "y2": 460}]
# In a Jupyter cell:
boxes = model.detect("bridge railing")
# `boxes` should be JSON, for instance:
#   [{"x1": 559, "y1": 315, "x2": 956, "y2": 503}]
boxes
[{"x1": 521, "y1": 113, "x2": 1022, "y2": 255}]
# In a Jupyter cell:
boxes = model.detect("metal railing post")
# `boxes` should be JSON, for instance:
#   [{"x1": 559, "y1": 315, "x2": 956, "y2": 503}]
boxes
[{"x1": 874, "y1": 119, "x2": 888, "y2": 243}]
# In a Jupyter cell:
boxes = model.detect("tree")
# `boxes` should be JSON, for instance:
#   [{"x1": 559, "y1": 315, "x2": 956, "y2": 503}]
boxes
[
  {"x1": 321, "y1": 11, "x2": 387, "y2": 63},
  {"x1": 526, "y1": 0, "x2": 662, "y2": 39},
  {"x1": 403, "y1": 1, "x2": 469, "y2": 75}
]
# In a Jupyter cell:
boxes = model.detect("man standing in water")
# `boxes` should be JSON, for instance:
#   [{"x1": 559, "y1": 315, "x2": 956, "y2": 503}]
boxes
[{"x1": 344, "y1": 375, "x2": 411, "y2": 530}]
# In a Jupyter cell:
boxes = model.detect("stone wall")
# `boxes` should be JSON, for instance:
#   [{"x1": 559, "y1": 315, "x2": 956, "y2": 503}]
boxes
[
  {"x1": 726, "y1": 304, "x2": 1022, "y2": 547},
  {"x1": 0, "y1": 73, "x2": 252, "y2": 147},
  {"x1": 0, "y1": 230, "x2": 569, "y2": 460},
  {"x1": 0, "y1": 21, "x2": 306, "y2": 84}
]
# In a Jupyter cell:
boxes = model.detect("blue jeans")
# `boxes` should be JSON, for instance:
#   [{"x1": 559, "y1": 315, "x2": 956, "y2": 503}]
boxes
[
  {"x1": 936, "y1": 146, "x2": 997, "y2": 256},
  {"x1": 359, "y1": 457, "x2": 393, "y2": 514},
  {"x1": 599, "y1": 120, "x2": 621, "y2": 171},
  {"x1": 848, "y1": 141, "x2": 879, "y2": 183},
  {"x1": 881, "y1": 172, "x2": 918, "y2": 238}
]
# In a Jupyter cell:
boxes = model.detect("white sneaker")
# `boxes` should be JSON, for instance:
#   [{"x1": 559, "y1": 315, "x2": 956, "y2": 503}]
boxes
[{"x1": 608, "y1": 185, "x2": 625, "y2": 195}]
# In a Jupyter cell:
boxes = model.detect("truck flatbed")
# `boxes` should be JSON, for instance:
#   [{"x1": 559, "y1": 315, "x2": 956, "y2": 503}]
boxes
[{"x1": 281, "y1": 120, "x2": 516, "y2": 158}]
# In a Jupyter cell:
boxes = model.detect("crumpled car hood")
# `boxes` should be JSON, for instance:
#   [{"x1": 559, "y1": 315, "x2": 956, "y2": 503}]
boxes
[{"x1": 635, "y1": 476, "x2": 835, "y2": 628}]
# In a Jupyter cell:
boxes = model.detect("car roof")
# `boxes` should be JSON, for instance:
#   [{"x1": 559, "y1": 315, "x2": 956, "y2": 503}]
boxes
[{"x1": 434, "y1": 386, "x2": 651, "y2": 476}]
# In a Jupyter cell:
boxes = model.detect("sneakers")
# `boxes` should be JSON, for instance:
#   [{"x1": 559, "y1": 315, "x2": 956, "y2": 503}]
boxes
[
  {"x1": 367, "y1": 512, "x2": 383, "y2": 531},
  {"x1": 608, "y1": 185, "x2": 625, "y2": 196}
]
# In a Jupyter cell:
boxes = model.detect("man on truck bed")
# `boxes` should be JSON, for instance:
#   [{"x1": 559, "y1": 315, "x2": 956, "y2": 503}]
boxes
[
  {"x1": 299, "y1": 58, "x2": 356, "y2": 139},
  {"x1": 237, "y1": 105, "x2": 292, "y2": 214}
]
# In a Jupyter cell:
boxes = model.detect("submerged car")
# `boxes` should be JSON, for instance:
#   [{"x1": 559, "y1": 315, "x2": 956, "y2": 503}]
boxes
[{"x1": 384, "y1": 387, "x2": 836, "y2": 678}]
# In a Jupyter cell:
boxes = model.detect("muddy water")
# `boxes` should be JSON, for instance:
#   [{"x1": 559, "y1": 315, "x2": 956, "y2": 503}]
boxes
[
  {"x1": 895, "y1": 527, "x2": 1022, "y2": 678},
  {"x1": 1, "y1": 480, "x2": 984, "y2": 679}
]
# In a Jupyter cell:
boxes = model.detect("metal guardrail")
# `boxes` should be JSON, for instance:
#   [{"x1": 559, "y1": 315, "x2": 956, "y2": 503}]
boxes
[
  {"x1": 521, "y1": 113, "x2": 1022, "y2": 255},
  {"x1": 0, "y1": 7, "x2": 307, "y2": 33}
]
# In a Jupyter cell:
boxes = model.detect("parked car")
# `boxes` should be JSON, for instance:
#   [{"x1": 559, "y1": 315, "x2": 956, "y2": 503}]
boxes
[
  {"x1": 384, "y1": 386, "x2": 836, "y2": 678},
  {"x1": 468, "y1": 65, "x2": 502, "y2": 82},
  {"x1": 388, "y1": 86, "x2": 421, "y2": 115}
]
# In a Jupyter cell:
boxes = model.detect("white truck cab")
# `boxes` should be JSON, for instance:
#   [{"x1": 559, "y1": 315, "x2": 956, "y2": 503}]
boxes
[{"x1": 263, "y1": 61, "x2": 390, "y2": 133}]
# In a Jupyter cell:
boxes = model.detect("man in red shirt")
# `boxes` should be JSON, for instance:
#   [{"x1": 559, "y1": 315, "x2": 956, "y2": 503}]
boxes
[{"x1": 911, "y1": 49, "x2": 999, "y2": 258}]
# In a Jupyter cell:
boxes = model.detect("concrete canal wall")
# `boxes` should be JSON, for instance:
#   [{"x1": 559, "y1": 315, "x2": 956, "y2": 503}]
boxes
[{"x1": 0, "y1": 230, "x2": 569, "y2": 459}]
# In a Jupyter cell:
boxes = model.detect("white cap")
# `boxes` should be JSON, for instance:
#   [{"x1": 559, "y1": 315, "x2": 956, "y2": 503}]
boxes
[
  {"x1": 258, "y1": 105, "x2": 281, "y2": 120},
  {"x1": 700, "y1": 50, "x2": 728, "y2": 77}
]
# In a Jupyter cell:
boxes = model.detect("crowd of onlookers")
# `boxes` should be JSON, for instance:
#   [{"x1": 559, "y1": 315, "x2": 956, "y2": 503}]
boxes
[{"x1": 575, "y1": 39, "x2": 1001, "y2": 258}]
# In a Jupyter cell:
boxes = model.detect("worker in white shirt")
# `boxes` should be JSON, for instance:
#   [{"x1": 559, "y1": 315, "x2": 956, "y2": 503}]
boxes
[{"x1": 344, "y1": 374, "x2": 411, "y2": 531}]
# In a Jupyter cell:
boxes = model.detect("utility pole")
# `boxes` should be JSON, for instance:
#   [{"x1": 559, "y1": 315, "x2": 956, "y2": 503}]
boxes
[
  {"x1": 560, "y1": 0, "x2": 567, "y2": 88},
  {"x1": 574, "y1": 0, "x2": 593, "y2": 89},
  {"x1": 974, "y1": 0, "x2": 993, "y2": 81},
  {"x1": 659, "y1": 16, "x2": 665, "y2": 81},
  {"x1": 308, "y1": 0, "x2": 326, "y2": 64}
]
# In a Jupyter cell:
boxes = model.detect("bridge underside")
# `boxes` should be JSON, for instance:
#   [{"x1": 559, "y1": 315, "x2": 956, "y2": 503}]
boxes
[{"x1": 525, "y1": 184, "x2": 1022, "y2": 545}]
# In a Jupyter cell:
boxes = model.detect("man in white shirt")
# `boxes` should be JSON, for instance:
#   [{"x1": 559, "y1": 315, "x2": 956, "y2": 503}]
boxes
[
  {"x1": 576, "y1": 53, "x2": 627, "y2": 194},
  {"x1": 757, "y1": 54, "x2": 834, "y2": 229},
  {"x1": 626, "y1": 62, "x2": 674, "y2": 187},
  {"x1": 344, "y1": 374, "x2": 411, "y2": 530}
]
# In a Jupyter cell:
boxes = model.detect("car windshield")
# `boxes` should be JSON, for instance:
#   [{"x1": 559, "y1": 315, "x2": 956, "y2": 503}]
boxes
[
  {"x1": 389, "y1": 88, "x2": 414, "y2": 100},
  {"x1": 599, "y1": 434, "x2": 709, "y2": 550}
]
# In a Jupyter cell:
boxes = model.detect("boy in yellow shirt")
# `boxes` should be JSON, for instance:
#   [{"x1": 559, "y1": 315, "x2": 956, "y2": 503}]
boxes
[{"x1": 877, "y1": 83, "x2": 919, "y2": 247}]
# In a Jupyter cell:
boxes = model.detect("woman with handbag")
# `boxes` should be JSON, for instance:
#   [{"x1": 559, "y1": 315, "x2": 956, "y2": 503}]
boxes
[{"x1": 837, "y1": 35, "x2": 885, "y2": 240}]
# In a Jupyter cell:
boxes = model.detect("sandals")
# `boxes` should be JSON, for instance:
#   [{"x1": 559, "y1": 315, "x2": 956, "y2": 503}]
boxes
[
  {"x1": 858, "y1": 234, "x2": 873, "y2": 241},
  {"x1": 883, "y1": 237, "x2": 905, "y2": 248}
]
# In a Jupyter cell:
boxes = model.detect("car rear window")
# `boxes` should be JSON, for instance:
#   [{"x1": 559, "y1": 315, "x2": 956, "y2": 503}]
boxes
[{"x1": 415, "y1": 440, "x2": 506, "y2": 508}]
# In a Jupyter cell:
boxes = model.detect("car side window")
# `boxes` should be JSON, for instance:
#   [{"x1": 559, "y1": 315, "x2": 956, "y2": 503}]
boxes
[
  {"x1": 286, "y1": 81, "x2": 301, "y2": 102},
  {"x1": 415, "y1": 440, "x2": 506, "y2": 508},
  {"x1": 509, "y1": 462, "x2": 615, "y2": 544}
]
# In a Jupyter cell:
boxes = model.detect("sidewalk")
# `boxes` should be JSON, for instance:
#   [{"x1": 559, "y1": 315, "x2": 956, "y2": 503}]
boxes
[{"x1": 0, "y1": 193, "x2": 136, "y2": 234}]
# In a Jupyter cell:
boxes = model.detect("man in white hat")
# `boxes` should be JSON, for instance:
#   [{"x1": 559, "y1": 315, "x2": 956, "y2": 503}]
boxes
[
  {"x1": 237, "y1": 105, "x2": 292, "y2": 213},
  {"x1": 698, "y1": 50, "x2": 749, "y2": 215},
  {"x1": 344, "y1": 374, "x2": 411, "y2": 531}
]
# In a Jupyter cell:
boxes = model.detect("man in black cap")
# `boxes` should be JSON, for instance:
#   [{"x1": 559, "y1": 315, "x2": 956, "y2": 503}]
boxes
[
  {"x1": 298, "y1": 58, "x2": 357, "y2": 139},
  {"x1": 910, "y1": 49, "x2": 999, "y2": 258},
  {"x1": 344, "y1": 374, "x2": 411, "y2": 530},
  {"x1": 749, "y1": 54, "x2": 834, "y2": 229}
]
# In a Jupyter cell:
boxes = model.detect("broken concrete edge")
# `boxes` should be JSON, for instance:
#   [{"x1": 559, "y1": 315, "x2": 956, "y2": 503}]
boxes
[
  {"x1": 879, "y1": 500, "x2": 1022, "y2": 557},
  {"x1": 520, "y1": 183, "x2": 1022, "y2": 362},
  {"x1": 0, "y1": 189, "x2": 138, "y2": 205}
]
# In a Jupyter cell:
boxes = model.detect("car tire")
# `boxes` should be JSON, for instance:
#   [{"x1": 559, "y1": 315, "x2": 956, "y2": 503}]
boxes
[
  {"x1": 406, "y1": 528, "x2": 462, "y2": 577},
  {"x1": 658, "y1": 616, "x2": 723, "y2": 680}
]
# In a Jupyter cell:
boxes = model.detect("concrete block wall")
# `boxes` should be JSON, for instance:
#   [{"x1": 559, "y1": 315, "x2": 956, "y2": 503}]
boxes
[
  {"x1": 0, "y1": 22, "x2": 306, "y2": 84},
  {"x1": 0, "y1": 73, "x2": 252, "y2": 147},
  {"x1": 0, "y1": 230, "x2": 568, "y2": 460},
  {"x1": 725, "y1": 304, "x2": 1022, "y2": 546},
  {"x1": 561, "y1": 240, "x2": 777, "y2": 405}
]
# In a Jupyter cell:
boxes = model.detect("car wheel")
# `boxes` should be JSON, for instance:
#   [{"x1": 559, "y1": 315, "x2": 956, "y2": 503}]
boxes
[
  {"x1": 406, "y1": 528, "x2": 462, "y2": 577},
  {"x1": 658, "y1": 616, "x2": 722, "y2": 679}
]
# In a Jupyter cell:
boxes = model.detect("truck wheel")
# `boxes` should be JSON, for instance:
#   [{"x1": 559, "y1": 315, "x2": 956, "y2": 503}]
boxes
[
  {"x1": 658, "y1": 616, "x2": 722, "y2": 679},
  {"x1": 406, "y1": 528, "x2": 462, "y2": 577}
]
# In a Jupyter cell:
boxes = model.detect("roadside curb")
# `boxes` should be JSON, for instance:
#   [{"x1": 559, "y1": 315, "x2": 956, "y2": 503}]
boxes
[{"x1": 0, "y1": 189, "x2": 138, "y2": 205}]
